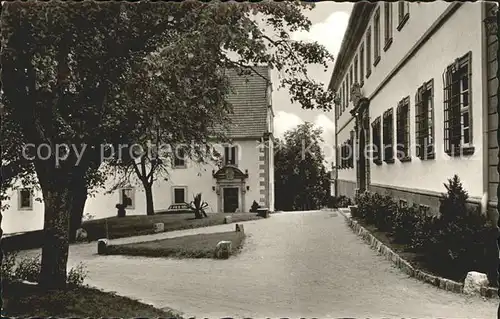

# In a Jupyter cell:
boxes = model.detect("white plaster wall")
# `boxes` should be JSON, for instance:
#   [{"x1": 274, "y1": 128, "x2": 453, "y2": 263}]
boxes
[
  {"x1": 2, "y1": 139, "x2": 263, "y2": 234},
  {"x1": 368, "y1": 3, "x2": 484, "y2": 197},
  {"x1": 268, "y1": 137, "x2": 275, "y2": 211}
]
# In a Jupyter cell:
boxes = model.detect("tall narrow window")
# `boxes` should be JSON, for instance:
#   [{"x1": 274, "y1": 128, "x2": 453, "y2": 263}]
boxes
[
  {"x1": 443, "y1": 52, "x2": 474, "y2": 156},
  {"x1": 372, "y1": 117, "x2": 382, "y2": 165},
  {"x1": 354, "y1": 56, "x2": 358, "y2": 84},
  {"x1": 384, "y1": 3, "x2": 393, "y2": 51},
  {"x1": 18, "y1": 188, "x2": 33, "y2": 210},
  {"x1": 383, "y1": 108, "x2": 394, "y2": 163},
  {"x1": 349, "y1": 130, "x2": 355, "y2": 168},
  {"x1": 346, "y1": 74, "x2": 350, "y2": 106},
  {"x1": 350, "y1": 66, "x2": 353, "y2": 86},
  {"x1": 415, "y1": 79, "x2": 435, "y2": 160},
  {"x1": 360, "y1": 44, "x2": 365, "y2": 86},
  {"x1": 397, "y1": 1, "x2": 410, "y2": 31},
  {"x1": 342, "y1": 82, "x2": 346, "y2": 112},
  {"x1": 120, "y1": 187, "x2": 135, "y2": 209},
  {"x1": 224, "y1": 145, "x2": 238, "y2": 165},
  {"x1": 366, "y1": 28, "x2": 372, "y2": 77},
  {"x1": 396, "y1": 97, "x2": 411, "y2": 161},
  {"x1": 374, "y1": 7, "x2": 381, "y2": 65},
  {"x1": 173, "y1": 146, "x2": 186, "y2": 167}
]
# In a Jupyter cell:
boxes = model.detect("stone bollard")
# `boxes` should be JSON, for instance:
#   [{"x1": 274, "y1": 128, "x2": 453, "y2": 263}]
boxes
[
  {"x1": 153, "y1": 222, "x2": 165, "y2": 233},
  {"x1": 224, "y1": 216, "x2": 232, "y2": 224},
  {"x1": 75, "y1": 228, "x2": 88, "y2": 242},
  {"x1": 348, "y1": 205, "x2": 357, "y2": 217},
  {"x1": 463, "y1": 271, "x2": 489, "y2": 295},
  {"x1": 97, "y1": 238, "x2": 109, "y2": 255},
  {"x1": 235, "y1": 223, "x2": 244, "y2": 233},
  {"x1": 214, "y1": 240, "x2": 232, "y2": 259}
]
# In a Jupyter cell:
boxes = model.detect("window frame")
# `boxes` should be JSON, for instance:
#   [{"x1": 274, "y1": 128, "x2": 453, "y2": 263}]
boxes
[
  {"x1": 415, "y1": 79, "x2": 436, "y2": 160},
  {"x1": 384, "y1": 2, "x2": 393, "y2": 51},
  {"x1": 120, "y1": 187, "x2": 136, "y2": 210},
  {"x1": 349, "y1": 130, "x2": 355, "y2": 168},
  {"x1": 371, "y1": 116, "x2": 382, "y2": 165},
  {"x1": 382, "y1": 108, "x2": 395, "y2": 164},
  {"x1": 224, "y1": 145, "x2": 238, "y2": 166},
  {"x1": 373, "y1": 7, "x2": 381, "y2": 66},
  {"x1": 18, "y1": 188, "x2": 33, "y2": 210},
  {"x1": 173, "y1": 145, "x2": 187, "y2": 168},
  {"x1": 443, "y1": 51, "x2": 474, "y2": 156},
  {"x1": 360, "y1": 43, "x2": 365, "y2": 86},
  {"x1": 397, "y1": 1, "x2": 410, "y2": 31},
  {"x1": 172, "y1": 186, "x2": 188, "y2": 204},
  {"x1": 366, "y1": 27, "x2": 372, "y2": 77},
  {"x1": 354, "y1": 55, "x2": 358, "y2": 85},
  {"x1": 396, "y1": 96, "x2": 411, "y2": 162}
]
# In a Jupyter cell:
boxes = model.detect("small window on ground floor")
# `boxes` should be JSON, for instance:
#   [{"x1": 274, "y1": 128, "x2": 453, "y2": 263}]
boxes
[
  {"x1": 173, "y1": 187, "x2": 187, "y2": 204},
  {"x1": 120, "y1": 187, "x2": 135, "y2": 209},
  {"x1": 18, "y1": 188, "x2": 33, "y2": 210}
]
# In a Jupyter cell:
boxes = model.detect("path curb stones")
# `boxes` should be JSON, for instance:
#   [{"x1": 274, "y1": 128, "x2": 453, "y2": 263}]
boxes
[{"x1": 336, "y1": 207, "x2": 498, "y2": 298}]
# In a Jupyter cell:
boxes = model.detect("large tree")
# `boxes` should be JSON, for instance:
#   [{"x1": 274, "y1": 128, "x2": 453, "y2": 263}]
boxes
[
  {"x1": 274, "y1": 122, "x2": 331, "y2": 211},
  {"x1": 1, "y1": 1, "x2": 334, "y2": 288}
]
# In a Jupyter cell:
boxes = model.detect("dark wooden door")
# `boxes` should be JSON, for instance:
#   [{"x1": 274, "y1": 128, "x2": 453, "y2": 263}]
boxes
[{"x1": 223, "y1": 187, "x2": 239, "y2": 212}]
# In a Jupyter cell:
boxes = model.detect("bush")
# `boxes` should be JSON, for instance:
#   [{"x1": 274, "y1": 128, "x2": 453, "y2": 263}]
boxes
[
  {"x1": 250, "y1": 200, "x2": 260, "y2": 213},
  {"x1": 2, "y1": 254, "x2": 88, "y2": 287},
  {"x1": 15, "y1": 254, "x2": 41, "y2": 283},
  {"x1": 391, "y1": 204, "x2": 421, "y2": 245},
  {"x1": 355, "y1": 191, "x2": 396, "y2": 231},
  {"x1": 67, "y1": 262, "x2": 88, "y2": 287},
  {"x1": 1, "y1": 251, "x2": 18, "y2": 282},
  {"x1": 327, "y1": 195, "x2": 353, "y2": 208}
]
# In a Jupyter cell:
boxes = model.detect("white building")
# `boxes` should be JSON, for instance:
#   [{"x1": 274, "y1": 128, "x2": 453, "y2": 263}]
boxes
[
  {"x1": 2, "y1": 66, "x2": 275, "y2": 234},
  {"x1": 330, "y1": 2, "x2": 498, "y2": 217}
]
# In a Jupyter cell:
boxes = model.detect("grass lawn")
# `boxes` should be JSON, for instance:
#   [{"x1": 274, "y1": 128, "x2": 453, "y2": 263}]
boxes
[
  {"x1": 106, "y1": 231, "x2": 246, "y2": 259},
  {"x1": 1, "y1": 281, "x2": 182, "y2": 318},
  {"x1": 82, "y1": 212, "x2": 260, "y2": 241}
]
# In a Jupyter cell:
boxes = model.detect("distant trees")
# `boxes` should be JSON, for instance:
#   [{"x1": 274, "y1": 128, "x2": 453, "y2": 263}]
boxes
[{"x1": 274, "y1": 122, "x2": 331, "y2": 211}]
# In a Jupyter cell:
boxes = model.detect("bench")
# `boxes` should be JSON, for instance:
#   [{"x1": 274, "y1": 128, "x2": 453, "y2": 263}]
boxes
[
  {"x1": 156, "y1": 203, "x2": 192, "y2": 215},
  {"x1": 256, "y1": 207, "x2": 270, "y2": 218}
]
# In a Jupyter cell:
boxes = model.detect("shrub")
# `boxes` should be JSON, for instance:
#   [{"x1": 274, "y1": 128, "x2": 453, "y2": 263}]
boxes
[
  {"x1": 5, "y1": 254, "x2": 88, "y2": 287},
  {"x1": 1, "y1": 251, "x2": 18, "y2": 282},
  {"x1": 250, "y1": 200, "x2": 260, "y2": 213},
  {"x1": 372, "y1": 194, "x2": 398, "y2": 232},
  {"x1": 439, "y1": 174, "x2": 469, "y2": 220},
  {"x1": 391, "y1": 204, "x2": 420, "y2": 245},
  {"x1": 15, "y1": 254, "x2": 41, "y2": 283},
  {"x1": 67, "y1": 262, "x2": 88, "y2": 287},
  {"x1": 326, "y1": 195, "x2": 352, "y2": 209}
]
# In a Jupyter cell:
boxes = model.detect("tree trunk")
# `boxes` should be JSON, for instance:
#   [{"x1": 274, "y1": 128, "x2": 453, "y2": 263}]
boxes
[
  {"x1": 39, "y1": 186, "x2": 72, "y2": 289},
  {"x1": 69, "y1": 184, "x2": 88, "y2": 243},
  {"x1": 144, "y1": 182, "x2": 155, "y2": 216}
]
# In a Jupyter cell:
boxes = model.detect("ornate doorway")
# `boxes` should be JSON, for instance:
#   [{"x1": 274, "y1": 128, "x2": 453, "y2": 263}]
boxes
[{"x1": 213, "y1": 165, "x2": 249, "y2": 213}]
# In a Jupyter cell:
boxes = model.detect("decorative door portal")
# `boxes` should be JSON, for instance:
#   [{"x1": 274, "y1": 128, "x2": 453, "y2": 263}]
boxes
[{"x1": 213, "y1": 165, "x2": 249, "y2": 213}]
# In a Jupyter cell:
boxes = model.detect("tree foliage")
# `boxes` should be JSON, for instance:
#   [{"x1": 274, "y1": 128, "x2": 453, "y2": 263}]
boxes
[
  {"x1": 1, "y1": 1, "x2": 335, "y2": 288},
  {"x1": 274, "y1": 122, "x2": 331, "y2": 211}
]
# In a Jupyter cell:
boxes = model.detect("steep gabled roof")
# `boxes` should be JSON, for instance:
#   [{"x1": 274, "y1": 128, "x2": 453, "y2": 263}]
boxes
[{"x1": 215, "y1": 66, "x2": 271, "y2": 139}]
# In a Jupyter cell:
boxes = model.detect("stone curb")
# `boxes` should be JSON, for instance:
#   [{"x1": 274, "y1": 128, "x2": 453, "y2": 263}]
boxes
[{"x1": 337, "y1": 208, "x2": 498, "y2": 298}]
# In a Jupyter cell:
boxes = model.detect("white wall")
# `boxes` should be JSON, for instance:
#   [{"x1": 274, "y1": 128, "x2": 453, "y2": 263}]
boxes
[
  {"x1": 368, "y1": 3, "x2": 484, "y2": 197},
  {"x1": 2, "y1": 139, "x2": 264, "y2": 234}
]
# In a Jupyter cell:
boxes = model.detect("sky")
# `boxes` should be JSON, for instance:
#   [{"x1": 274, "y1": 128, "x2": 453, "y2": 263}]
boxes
[{"x1": 270, "y1": 2, "x2": 353, "y2": 164}]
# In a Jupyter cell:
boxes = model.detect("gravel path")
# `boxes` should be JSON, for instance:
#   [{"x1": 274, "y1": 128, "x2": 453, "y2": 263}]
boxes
[{"x1": 21, "y1": 211, "x2": 498, "y2": 318}]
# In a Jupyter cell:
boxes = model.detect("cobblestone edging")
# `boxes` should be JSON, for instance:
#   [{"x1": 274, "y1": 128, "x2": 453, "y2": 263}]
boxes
[{"x1": 337, "y1": 208, "x2": 499, "y2": 299}]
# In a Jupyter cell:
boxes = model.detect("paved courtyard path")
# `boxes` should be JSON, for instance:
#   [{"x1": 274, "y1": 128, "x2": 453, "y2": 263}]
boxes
[{"x1": 22, "y1": 211, "x2": 498, "y2": 318}]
